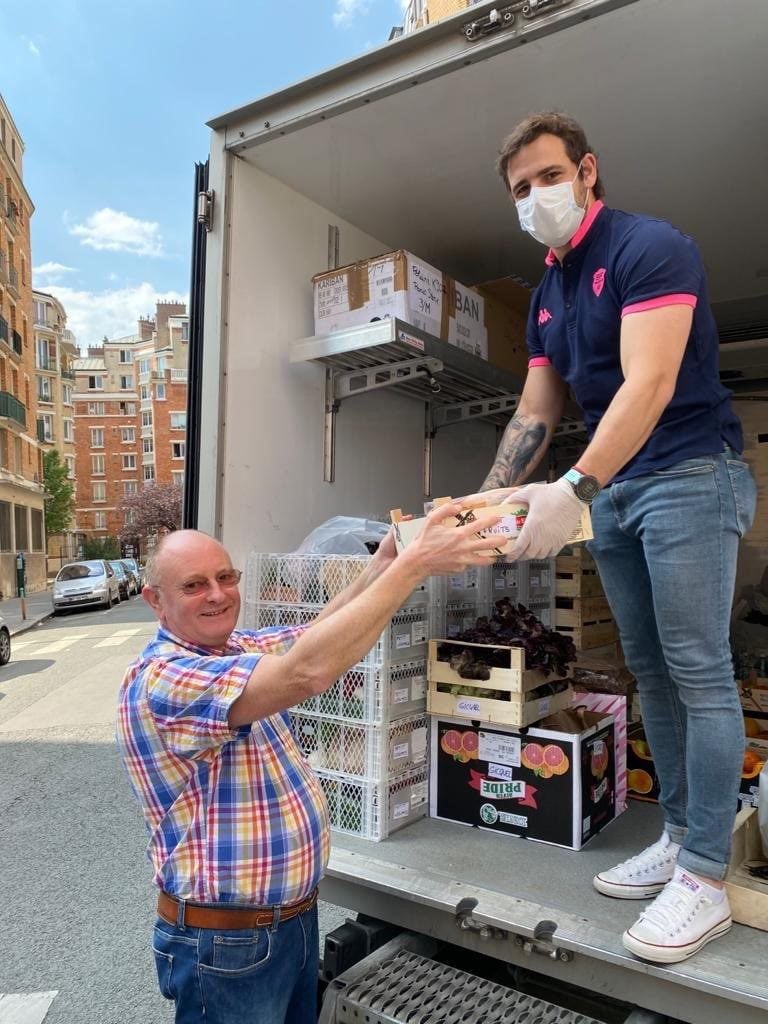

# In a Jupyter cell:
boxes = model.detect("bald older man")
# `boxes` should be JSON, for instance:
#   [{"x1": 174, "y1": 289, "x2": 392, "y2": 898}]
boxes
[{"x1": 116, "y1": 513, "x2": 500, "y2": 1024}]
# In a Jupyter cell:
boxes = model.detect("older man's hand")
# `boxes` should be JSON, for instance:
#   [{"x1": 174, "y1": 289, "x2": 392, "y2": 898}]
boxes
[{"x1": 506, "y1": 479, "x2": 586, "y2": 561}]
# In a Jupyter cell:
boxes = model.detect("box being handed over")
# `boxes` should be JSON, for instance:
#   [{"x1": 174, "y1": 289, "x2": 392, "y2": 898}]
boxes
[{"x1": 390, "y1": 497, "x2": 592, "y2": 557}]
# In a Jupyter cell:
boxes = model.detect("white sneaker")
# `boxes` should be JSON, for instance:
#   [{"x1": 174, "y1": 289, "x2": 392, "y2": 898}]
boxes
[
  {"x1": 593, "y1": 832, "x2": 680, "y2": 899},
  {"x1": 622, "y1": 868, "x2": 732, "y2": 964}
]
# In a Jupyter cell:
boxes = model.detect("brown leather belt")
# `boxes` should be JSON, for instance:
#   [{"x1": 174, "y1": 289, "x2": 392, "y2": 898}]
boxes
[{"x1": 157, "y1": 887, "x2": 318, "y2": 930}]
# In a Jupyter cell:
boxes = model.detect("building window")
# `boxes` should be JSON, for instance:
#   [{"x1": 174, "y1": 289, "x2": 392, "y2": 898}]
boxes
[
  {"x1": 155, "y1": 383, "x2": 166, "y2": 400},
  {"x1": 63, "y1": 384, "x2": 73, "y2": 405},
  {"x1": 143, "y1": 465, "x2": 155, "y2": 482},
  {"x1": 125, "y1": 509, "x2": 137, "y2": 526},
  {"x1": 122, "y1": 454, "x2": 136, "y2": 470},
  {"x1": 139, "y1": 358, "x2": 151, "y2": 375},
  {"x1": 88, "y1": 401, "x2": 105, "y2": 415},
  {"x1": 181, "y1": 321, "x2": 190, "y2": 342},
  {"x1": 142, "y1": 438, "x2": 154, "y2": 454},
  {"x1": 14, "y1": 504, "x2": 28, "y2": 549},
  {"x1": 172, "y1": 470, "x2": 185, "y2": 487},
  {"x1": 63, "y1": 419, "x2": 74, "y2": 442},
  {"x1": 118, "y1": 401, "x2": 136, "y2": 415},
  {"x1": 170, "y1": 412, "x2": 186, "y2": 430},
  {"x1": 14, "y1": 436, "x2": 22, "y2": 474},
  {"x1": 119, "y1": 374, "x2": 133, "y2": 390},
  {"x1": 93, "y1": 482, "x2": 107, "y2": 502},
  {"x1": 171, "y1": 441, "x2": 186, "y2": 460},
  {"x1": 37, "y1": 376, "x2": 53, "y2": 402},
  {"x1": 65, "y1": 456, "x2": 75, "y2": 479},
  {"x1": 90, "y1": 428, "x2": 105, "y2": 448},
  {"x1": 36, "y1": 337, "x2": 53, "y2": 370},
  {"x1": 88, "y1": 375, "x2": 104, "y2": 390},
  {"x1": 0, "y1": 501, "x2": 11, "y2": 550},
  {"x1": 31, "y1": 508, "x2": 44, "y2": 551},
  {"x1": 92, "y1": 454, "x2": 105, "y2": 475},
  {"x1": 94, "y1": 511, "x2": 107, "y2": 530},
  {"x1": 123, "y1": 481, "x2": 137, "y2": 495},
  {"x1": 119, "y1": 349, "x2": 132, "y2": 363},
  {"x1": 121, "y1": 427, "x2": 135, "y2": 443},
  {"x1": 141, "y1": 410, "x2": 152, "y2": 428},
  {"x1": 38, "y1": 415, "x2": 54, "y2": 442}
]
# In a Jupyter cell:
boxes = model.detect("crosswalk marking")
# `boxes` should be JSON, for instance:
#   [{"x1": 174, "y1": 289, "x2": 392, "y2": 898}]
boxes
[
  {"x1": 95, "y1": 635, "x2": 138, "y2": 647},
  {"x1": 12, "y1": 634, "x2": 89, "y2": 650},
  {"x1": 15, "y1": 629, "x2": 149, "y2": 654},
  {"x1": 0, "y1": 991, "x2": 58, "y2": 1023}
]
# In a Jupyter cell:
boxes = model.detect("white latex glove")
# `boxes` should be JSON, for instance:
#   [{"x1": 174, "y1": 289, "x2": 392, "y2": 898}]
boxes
[{"x1": 506, "y1": 479, "x2": 586, "y2": 561}]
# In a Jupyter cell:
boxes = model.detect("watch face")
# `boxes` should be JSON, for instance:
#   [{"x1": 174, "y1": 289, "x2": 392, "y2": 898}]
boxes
[{"x1": 576, "y1": 475, "x2": 601, "y2": 501}]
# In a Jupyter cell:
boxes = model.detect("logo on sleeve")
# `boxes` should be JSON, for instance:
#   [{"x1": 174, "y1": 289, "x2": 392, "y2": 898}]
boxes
[
  {"x1": 592, "y1": 268, "x2": 606, "y2": 297},
  {"x1": 537, "y1": 308, "x2": 553, "y2": 326}
]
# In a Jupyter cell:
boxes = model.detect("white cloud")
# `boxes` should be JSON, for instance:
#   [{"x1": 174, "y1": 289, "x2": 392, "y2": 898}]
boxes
[
  {"x1": 33, "y1": 261, "x2": 76, "y2": 284},
  {"x1": 42, "y1": 282, "x2": 187, "y2": 349},
  {"x1": 28, "y1": 40, "x2": 40, "y2": 57},
  {"x1": 333, "y1": 0, "x2": 370, "y2": 26},
  {"x1": 70, "y1": 208, "x2": 164, "y2": 257}
]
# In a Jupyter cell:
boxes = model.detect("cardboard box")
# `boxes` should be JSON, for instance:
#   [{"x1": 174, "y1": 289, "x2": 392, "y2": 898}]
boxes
[
  {"x1": 626, "y1": 721, "x2": 661, "y2": 803},
  {"x1": 738, "y1": 739, "x2": 767, "y2": 811},
  {"x1": 312, "y1": 250, "x2": 488, "y2": 359},
  {"x1": 428, "y1": 638, "x2": 573, "y2": 727},
  {"x1": 574, "y1": 691, "x2": 627, "y2": 814},
  {"x1": 725, "y1": 808, "x2": 768, "y2": 932},
  {"x1": 391, "y1": 499, "x2": 593, "y2": 557},
  {"x1": 430, "y1": 709, "x2": 617, "y2": 850},
  {"x1": 477, "y1": 277, "x2": 532, "y2": 380}
]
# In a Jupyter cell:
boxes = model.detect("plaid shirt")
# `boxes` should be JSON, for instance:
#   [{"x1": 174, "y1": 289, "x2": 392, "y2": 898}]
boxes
[{"x1": 116, "y1": 624, "x2": 330, "y2": 906}]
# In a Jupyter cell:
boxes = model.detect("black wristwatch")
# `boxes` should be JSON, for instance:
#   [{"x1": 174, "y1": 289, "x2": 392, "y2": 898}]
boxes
[{"x1": 563, "y1": 467, "x2": 601, "y2": 503}]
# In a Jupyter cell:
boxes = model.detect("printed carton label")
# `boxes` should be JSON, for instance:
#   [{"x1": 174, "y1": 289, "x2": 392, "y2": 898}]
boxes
[{"x1": 479, "y1": 732, "x2": 521, "y2": 767}]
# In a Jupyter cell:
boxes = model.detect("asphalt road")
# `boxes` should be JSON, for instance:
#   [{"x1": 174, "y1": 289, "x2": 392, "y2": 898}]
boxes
[{"x1": 0, "y1": 597, "x2": 350, "y2": 1024}]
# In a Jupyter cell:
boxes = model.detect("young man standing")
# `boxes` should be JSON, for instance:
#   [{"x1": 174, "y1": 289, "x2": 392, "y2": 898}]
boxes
[{"x1": 477, "y1": 112, "x2": 756, "y2": 963}]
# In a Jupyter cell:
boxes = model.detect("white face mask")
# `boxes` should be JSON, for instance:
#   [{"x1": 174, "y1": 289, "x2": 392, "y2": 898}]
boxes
[{"x1": 515, "y1": 165, "x2": 587, "y2": 248}]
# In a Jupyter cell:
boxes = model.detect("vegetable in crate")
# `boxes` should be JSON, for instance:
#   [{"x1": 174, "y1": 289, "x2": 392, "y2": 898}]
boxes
[{"x1": 437, "y1": 599, "x2": 576, "y2": 679}]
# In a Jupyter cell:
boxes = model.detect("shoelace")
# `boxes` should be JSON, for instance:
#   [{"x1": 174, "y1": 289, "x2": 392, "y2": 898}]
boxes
[
  {"x1": 615, "y1": 840, "x2": 676, "y2": 877},
  {"x1": 638, "y1": 882, "x2": 706, "y2": 934}
]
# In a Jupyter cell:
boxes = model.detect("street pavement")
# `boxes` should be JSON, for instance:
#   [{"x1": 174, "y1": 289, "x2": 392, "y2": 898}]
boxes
[
  {"x1": 0, "y1": 595, "x2": 352, "y2": 1023},
  {"x1": 0, "y1": 588, "x2": 55, "y2": 637}
]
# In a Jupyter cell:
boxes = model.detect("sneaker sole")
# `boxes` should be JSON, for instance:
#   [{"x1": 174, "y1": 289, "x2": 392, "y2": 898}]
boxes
[
  {"x1": 622, "y1": 915, "x2": 732, "y2": 964},
  {"x1": 593, "y1": 875, "x2": 669, "y2": 899}
]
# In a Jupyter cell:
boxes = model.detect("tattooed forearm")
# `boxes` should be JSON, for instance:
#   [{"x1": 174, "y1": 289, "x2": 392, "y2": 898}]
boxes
[{"x1": 481, "y1": 414, "x2": 548, "y2": 490}]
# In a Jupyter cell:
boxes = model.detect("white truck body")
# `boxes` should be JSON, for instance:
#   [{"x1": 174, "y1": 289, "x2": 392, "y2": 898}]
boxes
[{"x1": 193, "y1": 1, "x2": 768, "y2": 1019}]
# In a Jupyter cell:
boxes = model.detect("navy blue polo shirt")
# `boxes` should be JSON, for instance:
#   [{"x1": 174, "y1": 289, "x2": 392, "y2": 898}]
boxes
[{"x1": 526, "y1": 202, "x2": 743, "y2": 482}]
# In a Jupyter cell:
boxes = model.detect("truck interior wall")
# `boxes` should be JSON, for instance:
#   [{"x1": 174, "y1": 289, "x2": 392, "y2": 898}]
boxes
[
  {"x1": 732, "y1": 399, "x2": 768, "y2": 596},
  {"x1": 221, "y1": 159, "x2": 497, "y2": 575}
]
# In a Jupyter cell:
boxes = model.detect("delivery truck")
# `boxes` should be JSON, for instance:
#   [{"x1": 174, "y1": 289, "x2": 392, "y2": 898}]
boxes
[{"x1": 185, "y1": 0, "x2": 768, "y2": 1020}]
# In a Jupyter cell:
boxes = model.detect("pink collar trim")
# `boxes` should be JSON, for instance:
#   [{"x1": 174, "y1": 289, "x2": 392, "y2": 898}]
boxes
[{"x1": 545, "y1": 200, "x2": 605, "y2": 266}]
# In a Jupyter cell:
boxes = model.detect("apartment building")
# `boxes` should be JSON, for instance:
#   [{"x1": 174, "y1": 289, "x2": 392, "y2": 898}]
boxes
[
  {"x1": 0, "y1": 94, "x2": 46, "y2": 596},
  {"x1": 33, "y1": 289, "x2": 82, "y2": 570},
  {"x1": 400, "y1": 0, "x2": 479, "y2": 32},
  {"x1": 73, "y1": 302, "x2": 188, "y2": 555}
]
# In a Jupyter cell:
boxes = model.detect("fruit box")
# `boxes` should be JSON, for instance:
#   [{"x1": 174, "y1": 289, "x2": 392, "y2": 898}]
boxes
[
  {"x1": 390, "y1": 499, "x2": 592, "y2": 557},
  {"x1": 427, "y1": 639, "x2": 573, "y2": 727},
  {"x1": 626, "y1": 721, "x2": 661, "y2": 803},
  {"x1": 724, "y1": 808, "x2": 768, "y2": 932},
  {"x1": 429, "y1": 709, "x2": 617, "y2": 850},
  {"x1": 738, "y1": 739, "x2": 768, "y2": 811}
]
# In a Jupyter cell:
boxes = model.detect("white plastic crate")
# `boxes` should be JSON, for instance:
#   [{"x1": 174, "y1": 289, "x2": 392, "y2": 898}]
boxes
[
  {"x1": 316, "y1": 765, "x2": 429, "y2": 841},
  {"x1": 527, "y1": 596, "x2": 555, "y2": 629},
  {"x1": 489, "y1": 559, "x2": 522, "y2": 600},
  {"x1": 290, "y1": 711, "x2": 428, "y2": 780},
  {"x1": 295, "y1": 657, "x2": 427, "y2": 723},
  {"x1": 526, "y1": 558, "x2": 556, "y2": 601}
]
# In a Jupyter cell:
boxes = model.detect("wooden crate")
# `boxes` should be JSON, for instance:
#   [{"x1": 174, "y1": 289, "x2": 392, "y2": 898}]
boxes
[
  {"x1": 725, "y1": 808, "x2": 768, "y2": 932},
  {"x1": 427, "y1": 638, "x2": 573, "y2": 726},
  {"x1": 555, "y1": 595, "x2": 612, "y2": 628},
  {"x1": 557, "y1": 619, "x2": 618, "y2": 650},
  {"x1": 556, "y1": 550, "x2": 605, "y2": 599}
]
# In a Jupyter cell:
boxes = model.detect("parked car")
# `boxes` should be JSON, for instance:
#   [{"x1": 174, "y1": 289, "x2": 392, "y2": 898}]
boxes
[
  {"x1": 52, "y1": 560, "x2": 120, "y2": 613},
  {"x1": 109, "y1": 561, "x2": 131, "y2": 601},
  {"x1": 119, "y1": 560, "x2": 140, "y2": 596},
  {"x1": 0, "y1": 614, "x2": 10, "y2": 666},
  {"x1": 121, "y1": 558, "x2": 144, "y2": 588}
]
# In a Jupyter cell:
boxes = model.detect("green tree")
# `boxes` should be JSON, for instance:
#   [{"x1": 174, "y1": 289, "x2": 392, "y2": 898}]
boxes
[
  {"x1": 83, "y1": 536, "x2": 121, "y2": 560},
  {"x1": 43, "y1": 449, "x2": 74, "y2": 537}
]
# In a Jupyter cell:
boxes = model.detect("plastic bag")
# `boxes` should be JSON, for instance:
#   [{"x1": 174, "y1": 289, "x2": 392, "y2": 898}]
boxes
[
  {"x1": 295, "y1": 516, "x2": 389, "y2": 557},
  {"x1": 760, "y1": 760, "x2": 768, "y2": 857}
]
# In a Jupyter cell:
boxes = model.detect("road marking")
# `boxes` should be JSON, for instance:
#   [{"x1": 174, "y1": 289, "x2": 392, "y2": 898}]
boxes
[
  {"x1": 0, "y1": 991, "x2": 58, "y2": 1023},
  {"x1": 16, "y1": 635, "x2": 91, "y2": 654}
]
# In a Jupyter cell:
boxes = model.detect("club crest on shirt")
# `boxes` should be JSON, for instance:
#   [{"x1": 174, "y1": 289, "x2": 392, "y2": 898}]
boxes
[
  {"x1": 592, "y1": 268, "x2": 606, "y2": 297},
  {"x1": 538, "y1": 308, "x2": 553, "y2": 326}
]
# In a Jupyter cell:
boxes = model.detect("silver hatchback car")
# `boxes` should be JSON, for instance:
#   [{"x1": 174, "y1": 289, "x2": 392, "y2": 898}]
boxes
[{"x1": 53, "y1": 560, "x2": 121, "y2": 613}]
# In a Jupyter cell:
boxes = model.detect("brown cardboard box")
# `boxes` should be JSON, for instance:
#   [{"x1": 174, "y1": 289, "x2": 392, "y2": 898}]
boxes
[
  {"x1": 477, "y1": 277, "x2": 533, "y2": 379},
  {"x1": 725, "y1": 808, "x2": 768, "y2": 932}
]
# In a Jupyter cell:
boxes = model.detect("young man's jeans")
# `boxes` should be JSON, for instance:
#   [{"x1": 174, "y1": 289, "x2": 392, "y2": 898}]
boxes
[
  {"x1": 152, "y1": 905, "x2": 319, "y2": 1024},
  {"x1": 589, "y1": 448, "x2": 757, "y2": 881}
]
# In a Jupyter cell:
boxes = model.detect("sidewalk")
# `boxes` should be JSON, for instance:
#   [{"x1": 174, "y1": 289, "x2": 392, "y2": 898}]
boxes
[{"x1": 0, "y1": 589, "x2": 54, "y2": 637}]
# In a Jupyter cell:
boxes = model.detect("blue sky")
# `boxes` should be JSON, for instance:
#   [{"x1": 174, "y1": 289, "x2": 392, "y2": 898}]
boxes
[{"x1": 1, "y1": 0, "x2": 407, "y2": 348}]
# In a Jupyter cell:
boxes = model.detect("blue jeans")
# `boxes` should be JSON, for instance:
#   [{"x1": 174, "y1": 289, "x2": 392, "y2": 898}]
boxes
[
  {"x1": 589, "y1": 449, "x2": 756, "y2": 880},
  {"x1": 152, "y1": 905, "x2": 319, "y2": 1023}
]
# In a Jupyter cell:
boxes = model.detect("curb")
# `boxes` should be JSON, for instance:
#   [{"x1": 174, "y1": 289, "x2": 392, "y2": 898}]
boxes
[{"x1": 10, "y1": 611, "x2": 55, "y2": 638}]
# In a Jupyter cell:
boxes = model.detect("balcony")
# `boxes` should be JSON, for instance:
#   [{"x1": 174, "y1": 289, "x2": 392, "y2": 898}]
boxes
[
  {"x1": 12, "y1": 330, "x2": 22, "y2": 356},
  {"x1": 170, "y1": 368, "x2": 188, "y2": 383},
  {"x1": 0, "y1": 315, "x2": 8, "y2": 344},
  {"x1": 0, "y1": 391, "x2": 26, "y2": 428},
  {"x1": 8, "y1": 265, "x2": 19, "y2": 299},
  {"x1": 5, "y1": 199, "x2": 19, "y2": 235},
  {"x1": 61, "y1": 368, "x2": 76, "y2": 381},
  {"x1": 0, "y1": 250, "x2": 7, "y2": 284}
]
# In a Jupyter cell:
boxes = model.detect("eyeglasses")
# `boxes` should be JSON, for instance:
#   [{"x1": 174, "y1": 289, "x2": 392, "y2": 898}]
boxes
[{"x1": 178, "y1": 569, "x2": 242, "y2": 596}]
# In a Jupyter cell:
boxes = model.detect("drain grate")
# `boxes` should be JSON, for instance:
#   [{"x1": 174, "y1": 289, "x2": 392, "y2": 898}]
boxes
[{"x1": 335, "y1": 949, "x2": 603, "y2": 1024}]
